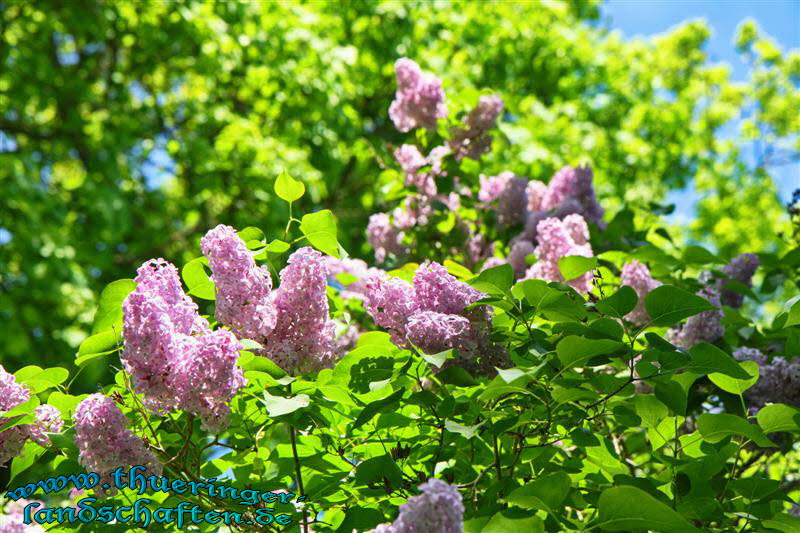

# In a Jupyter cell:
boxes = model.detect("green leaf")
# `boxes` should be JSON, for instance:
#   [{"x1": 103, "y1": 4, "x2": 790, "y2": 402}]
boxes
[
  {"x1": 682, "y1": 245, "x2": 719, "y2": 265},
  {"x1": 515, "y1": 279, "x2": 587, "y2": 321},
  {"x1": 238, "y1": 351, "x2": 287, "y2": 378},
  {"x1": 436, "y1": 366, "x2": 477, "y2": 387},
  {"x1": 237, "y1": 226, "x2": 265, "y2": 243},
  {"x1": 354, "y1": 455, "x2": 403, "y2": 487},
  {"x1": 46, "y1": 392, "x2": 85, "y2": 420},
  {"x1": 556, "y1": 336, "x2": 625, "y2": 369},
  {"x1": 634, "y1": 395, "x2": 669, "y2": 428},
  {"x1": 443, "y1": 419, "x2": 483, "y2": 439},
  {"x1": 261, "y1": 391, "x2": 310, "y2": 417},
  {"x1": 76, "y1": 328, "x2": 122, "y2": 365},
  {"x1": 300, "y1": 209, "x2": 340, "y2": 258},
  {"x1": 265, "y1": 239, "x2": 290, "y2": 253},
  {"x1": 351, "y1": 389, "x2": 405, "y2": 431},
  {"x1": 596, "y1": 286, "x2": 637, "y2": 318},
  {"x1": 709, "y1": 360, "x2": 759, "y2": 394},
  {"x1": 688, "y1": 343, "x2": 751, "y2": 379},
  {"x1": 182, "y1": 257, "x2": 215, "y2": 300},
  {"x1": 644, "y1": 285, "x2": 716, "y2": 327},
  {"x1": 506, "y1": 471, "x2": 571, "y2": 511},
  {"x1": 557, "y1": 255, "x2": 597, "y2": 282},
  {"x1": 597, "y1": 485, "x2": 701, "y2": 532},
  {"x1": 9, "y1": 440, "x2": 45, "y2": 483},
  {"x1": 697, "y1": 413, "x2": 775, "y2": 447},
  {"x1": 92, "y1": 279, "x2": 135, "y2": 334},
  {"x1": 785, "y1": 297, "x2": 800, "y2": 328},
  {"x1": 239, "y1": 339, "x2": 263, "y2": 351},
  {"x1": 757, "y1": 403, "x2": 800, "y2": 433},
  {"x1": 467, "y1": 263, "x2": 513, "y2": 297},
  {"x1": 14, "y1": 366, "x2": 69, "y2": 394},
  {"x1": 482, "y1": 511, "x2": 544, "y2": 533},
  {"x1": 763, "y1": 513, "x2": 800, "y2": 533},
  {"x1": 274, "y1": 170, "x2": 305, "y2": 203},
  {"x1": 422, "y1": 349, "x2": 452, "y2": 369}
]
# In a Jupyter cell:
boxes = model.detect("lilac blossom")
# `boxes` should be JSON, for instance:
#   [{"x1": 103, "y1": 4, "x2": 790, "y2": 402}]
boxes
[
  {"x1": 28, "y1": 405, "x2": 63, "y2": 447},
  {"x1": 720, "y1": 253, "x2": 760, "y2": 308},
  {"x1": 0, "y1": 365, "x2": 31, "y2": 465},
  {"x1": 508, "y1": 240, "x2": 535, "y2": 279},
  {"x1": 524, "y1": 215, "x2": 594, "y2": 293},
  {"x1": 325, "y1": 257, "x2": 384, "y2": 301},
  {"x1": 735, "y1": 347, "x2": 800, "y2": 409},
  {"x1": 620, "y1": 260, "x2": 662, "y2": 325},
  {"x1": 263, "y1": 247, "x2": 336, "y2": 373},
  {"x1": 389, "y1": 58, "x2": 447, "y2": 132},
  {"x1": 201, "y1": 224, "x2": 277, "y2": 341},
  {"x1": 367, "y1": 478, "x2": 464, "y2": 533},
  {"x1": 479, "y1": 172, "x2": 528, "y2": 227},
  {"x1": 540, "y1": 165, "x2": 605, "y2": 226},
  {"x1": 449, "y1": 94, "x2": 504, "y2": 160},
  {"x1": 367, "y1": 213, "x2": 408, "y2": 263},
  {"x1": 73, "y1": 394, "x2": 161, "y2": 481},
  {"x1": 0, "y1": 500, "x2": 46, "y2": 532}
]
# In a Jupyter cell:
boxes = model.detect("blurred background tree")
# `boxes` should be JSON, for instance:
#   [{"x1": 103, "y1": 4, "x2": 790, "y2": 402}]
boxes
[{"x1": 0, "y1": 0, "x2": 797, "y2": 373}]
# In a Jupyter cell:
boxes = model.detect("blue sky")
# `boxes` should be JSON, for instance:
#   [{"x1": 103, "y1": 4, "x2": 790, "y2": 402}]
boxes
[{"x1": 604, "y1": 0, "x2": 800, "y2": 222}]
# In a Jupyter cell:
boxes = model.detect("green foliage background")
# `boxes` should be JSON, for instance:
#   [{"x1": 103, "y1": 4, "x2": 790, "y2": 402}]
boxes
[{"x1": 0, "y1": 1, "x2": 797, "y2": 382}]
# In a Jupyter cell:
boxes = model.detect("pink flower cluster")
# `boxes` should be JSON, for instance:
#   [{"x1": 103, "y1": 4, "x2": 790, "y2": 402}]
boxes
[
  {"x1": 479, "y1": 171, "x2": 529, "y2": 228},
  {"x1": 389, "y1": 58, "x2": 447, "y2": 132},
  {"x1": 325, "y1": 257, "x2": 384, "y2": 301},
  {"x1": 0, "y1": 365, "x2": 63, "y2": 465},
  {"x1": 620, "y1": 260, "x2": 662, "y2": 325},
  {"x1": 73, "y1": 394, "x2": 161, "y2": 481},
  {"x1": 449, "y1": 94, "x2": 504, "y2": 160},
  {"x1": 122, "y1": 257, "x2": 245, "y2": 432},
  {"x1": 201, "y1": 226, "x2": 337, "y2": 374},
  {"x1": 0, "y1": 500, "x2": 46, "y2": 532},
  {"x1": 367, "y1": 478, "x2": 464, "y2": 533},
  {"x1": 201, "y1": 225, "x2": 277, "y2": 342},
  {"x1": 364, "y1": 262, "x2": 508, "y2": 375},
  {"x1": 719, "y1": 253, "x2": 760, "y2": 308},
  {"x1": 522, "y1": 215, "x2": 595, "y2": 293}
]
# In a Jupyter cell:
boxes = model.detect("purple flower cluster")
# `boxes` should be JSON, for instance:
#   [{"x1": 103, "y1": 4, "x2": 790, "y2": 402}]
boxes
[
  {"x1": 367, "y1": 478, "x2": 464, "y2": 533},
  {"x1": 449, "y1": 94, "x2": 504, "y2": 160},
  {"x1": 264, "y1": 247, "x2": 337, "y2": 373},
  {"x1": 735, "y1": 347, "x2": 800, "y2": 409},
  {"x1": 0, "y1": 500, "x2": 46, "y2": 532},
  {"x1": 122, "y1": 257, "x2": 245, "y2": 431},
  {"x1": 389, "y1": 58, "x2": 447, "y2": 132},
  {"x1": 523, "y1": 215, "x2": 595, "y2": 293},
  {"x1": 73, "y1": 394, "x2": 161, "y2": 480},
  {"x1": 479, "y1": 172, "x2": 529, "y2": 227},
  {"x1": 620, "y1": 260, "x2": 662, "y2": 325},
  {"x1": 368, "y1": 213, "x2": 409, "y2": 264},
  {"x1": 395, "y1": 145, "x2": 437, "y2": 197},
  {"x1": 0, "y1": 365, "x2": 64, "y2": 465},
  {"x1": 364, "y1": 262, "x2": 508, "y2": 375},
  {"x1": 201, "y1": 224, "x2": 277, "y2": 342},
  {"x1": 325, "y1": 256, "x2": 384, "y2": 301}
]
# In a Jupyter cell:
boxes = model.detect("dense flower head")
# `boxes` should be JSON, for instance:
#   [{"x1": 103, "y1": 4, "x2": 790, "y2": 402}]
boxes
[
  {"x1": 405, "y1": 311, "x2": 471, "y2": 354},
  {"x1": 28, "y1": 404, "x2": 64, "y2": 447},
  {"x1": 264, "y1": 247, "x2": 336, "y2": 373},
  {"x1": 389, "y1": 58, "x2": 447, "y2": 132},
  {"x1": 201, "y1": 224, "x2": 277, "y2": 341},
  {"x1": 171, "y1": 330, "x2": 246, "y2": 433},
  {"x1": 367, "y1": 478, "x2": 464, "y2": 533},
  {"x1": 73, "y1": 394, "x2": 161, "y2": 479},
  {"x1": 0, "y1": 365, "x2": 32, "y2": 465},
  {"x1": 449, "y1": 94, "x2": 504, "y2": 160},
  {"x1": 668, "y1": 287, "x2": 723, "y2": 349},
  {"x1": 0, "y1": 500, "x2": 46, "y2": 532},
  {"x1": 123, "y1": 257, "x2": 245, "y2": 428},
  {"x1": 524, "y1": 215, "x2": 594, "y2": 293},
  {"x1": 735, "y1": 347, "x2": 800, "y2": 409},
  {"x1": 413, "y1": 262, "x2": 483, "y2": 315},
  {"x1": 720, "y1": 253, "x2": 760, "y2": 308},
  {"x1": 540, "y1": 165, "x2": 605, "y2": 226},
  {"x1": 395, "y1": 145, "x2": 437, "y2": 196},
  {"x1": 367, "y1": 213, "x2": 408, "y2": 264},
  {"x1": 620, "y1": 260, "x2": 662, "y2": 325},
  {"x1": 479, "y1": 172, "x2": 528, "y2": 227},
  {"x1": 363, "y1": 274, "x2": 418, "y2": 342},
  {"x1": 526, "y1": 180, "x2": 548, "y2": 212}
]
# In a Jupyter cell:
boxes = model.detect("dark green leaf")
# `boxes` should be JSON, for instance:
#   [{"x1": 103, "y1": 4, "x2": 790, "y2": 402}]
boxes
[
  {"x1": 597, "y1": 485, "x2": 700, "y2": 532},
  {"x1": 644, "y1": 285, "x2": 716, "y2": 327},
  {"x1": 92, "y1": 279, "x2": 135, "y2": 334}
]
